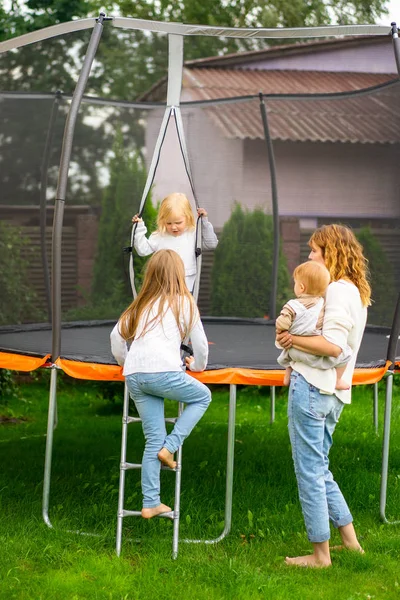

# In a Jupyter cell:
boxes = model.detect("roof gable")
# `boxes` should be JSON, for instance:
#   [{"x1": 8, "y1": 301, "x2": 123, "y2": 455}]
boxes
[{"x1": 184, "y1": 35, "x2": 393, "y2": 68}]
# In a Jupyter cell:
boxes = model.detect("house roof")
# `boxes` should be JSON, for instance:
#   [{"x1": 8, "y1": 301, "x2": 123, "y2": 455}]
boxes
[
  {"x1": 182, "y1": 67, "x2": 395, "y2": 98},
  {"x1": 184, "y1": 35, "x2": 391, "y2": 68},
  {"x1": 180, "y1": 69, "x2": 400, "y2": 144}
]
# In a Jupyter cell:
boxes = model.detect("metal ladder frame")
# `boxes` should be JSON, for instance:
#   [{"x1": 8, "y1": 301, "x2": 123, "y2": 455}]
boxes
[
  {"x1": 116, "y1": 384, "x2": 184, "y2": 558},
  {"x1": 116, "y1": 382, "x2": 238, "y2": 557}
]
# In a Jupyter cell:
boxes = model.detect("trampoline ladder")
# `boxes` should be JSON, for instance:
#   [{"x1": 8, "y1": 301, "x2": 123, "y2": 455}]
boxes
[{"x1": 116, "y1": 384, "x2": 183, "y2": 559}]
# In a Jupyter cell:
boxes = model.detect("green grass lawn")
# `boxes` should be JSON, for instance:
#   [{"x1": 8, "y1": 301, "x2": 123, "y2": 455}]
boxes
[{"x1": 0, "y1": 374, "x2": 399, "y2": 600}]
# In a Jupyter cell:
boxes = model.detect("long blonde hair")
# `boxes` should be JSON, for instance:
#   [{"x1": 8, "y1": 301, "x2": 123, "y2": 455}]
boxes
[
  {"x1": 157, "y1": 193, "x2": 195, "y2": 234},
  {"x1": 119, "y1": 249, "x2": 197, "y2": 341},
  {"x1": 308, "y1": 224, "x2": 371, "y2": 307}
]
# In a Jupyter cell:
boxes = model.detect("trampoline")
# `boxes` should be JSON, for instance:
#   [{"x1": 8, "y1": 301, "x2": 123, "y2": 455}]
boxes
[
  {"x1": 0, "y1": 312, "x2": 399, "y2": 550},
  {"x1": 0, "y1": 318, "x2": 396, "y2": 385},
  {"x1": 1, "y1": 14, "x2": 400, "y2": 556}
]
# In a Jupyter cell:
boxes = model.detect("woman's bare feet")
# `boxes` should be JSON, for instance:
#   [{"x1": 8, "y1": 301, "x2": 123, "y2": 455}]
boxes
[
  {"x1": 336, "y1": 523, "x2": 364, "y2": 553},
  {"x1": 285, "y1": 554, "x2": 331, "y2": 568},
  {"x1": 141, "y1": 503, "x2": 172, "y2": 519},
  {"x1": 285, "y1": 541, "x2": 331, "y2": 568},
  {"x1": 330, "y1": 544, "x2": 364, "y2": 553},
  {"x1": 158, "y1": 447, "x2": 176, "y2": 469}
]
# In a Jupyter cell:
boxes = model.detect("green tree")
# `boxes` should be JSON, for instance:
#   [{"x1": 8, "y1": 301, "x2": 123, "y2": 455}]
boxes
[
  {"x1": 211, "y1": 204, "x2": 291, "y2": 318},
  {"x1": 0, "y1": 0, "x2": 390, "y2": 99},
  {"x1": 0, "y1": 222, "x2": 45, "y2": 325},
  {"x1": 90, "y1": 129, "x2": 157, "y2": 314},
  {"x1": 356, "y1": 226, "x2": 397, "y2": 327}
]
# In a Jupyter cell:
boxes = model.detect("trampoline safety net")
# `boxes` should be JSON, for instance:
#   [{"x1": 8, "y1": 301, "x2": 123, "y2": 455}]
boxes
[{"x1": 0, "y1": 23, "x2": 399, "y2": 334}]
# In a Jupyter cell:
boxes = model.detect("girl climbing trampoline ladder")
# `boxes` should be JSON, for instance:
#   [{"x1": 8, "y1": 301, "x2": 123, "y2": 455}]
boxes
[{"x1": 116, "y1": 33, "x2": 204, "y2": 559}]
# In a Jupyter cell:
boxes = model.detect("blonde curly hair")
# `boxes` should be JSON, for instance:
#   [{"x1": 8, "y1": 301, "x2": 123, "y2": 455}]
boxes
[{"x1": 308, "y1": 224, "x2": 371, "y2": 307}]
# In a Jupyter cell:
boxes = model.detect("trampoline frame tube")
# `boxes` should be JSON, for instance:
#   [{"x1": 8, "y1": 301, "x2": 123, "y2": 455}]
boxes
[
  {"x1": 183, "y1": 383, "x2": 237, "y2": 546},
  {"x1": 391, "y1": 22, "x2": 400, "y2": 75},
  {"x1": 259, "y1": 94, "x2": 279, "y2": 321},
  {"x1": 40, "y1": 90, "x2": 62, "y2": 323},
  {"x1": 379, "y1": 292, "x2": 400, "y2": 524},
  {"x1": 43, "y1": 14, "x2": 106, "y2": 530}
]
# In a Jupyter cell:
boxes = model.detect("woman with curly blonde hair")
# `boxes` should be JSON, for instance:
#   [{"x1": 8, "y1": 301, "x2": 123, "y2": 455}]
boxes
[{"x1": 276, "y1": 224, "x2": 371, "y2": 568}]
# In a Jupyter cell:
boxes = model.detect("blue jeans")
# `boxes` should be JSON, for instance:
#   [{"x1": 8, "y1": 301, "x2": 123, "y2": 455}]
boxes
[
  {"x1": 125, "y1": 371, "x2": 212, "y2": 508},
  {"x1": 288, "y1": 371, "x2": 353, "y2": 543}
]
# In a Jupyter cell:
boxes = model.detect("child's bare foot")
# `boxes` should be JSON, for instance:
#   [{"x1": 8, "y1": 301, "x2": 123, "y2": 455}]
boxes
[
  {"x1": 330, "y1": 544, "x2": 364, "y2": 553},
  {"x1": 158, "y1": 447, "x2": 176, "y2": 469},
  {"x1": 335, "y1": 378, "x2": 350, "y2": 391},
  {"x1": 141, "y1": 503, "x2": 172, "y2": 519},
  {"x1": 285, "y1": 554, "x2": 331, "y2": 568}
]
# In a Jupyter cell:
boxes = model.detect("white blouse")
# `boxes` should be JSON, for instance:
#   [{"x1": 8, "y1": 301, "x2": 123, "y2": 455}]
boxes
[{"x1": 110, "y1": 297, "x2": 209, "y2": 375}]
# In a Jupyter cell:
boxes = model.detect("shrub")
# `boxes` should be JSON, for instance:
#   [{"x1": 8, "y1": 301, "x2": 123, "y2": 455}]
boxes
[
  {"x1": 69, "y1": 129, "x2": 157, "y2": 321},
  {"x1": 0, "y1": 222, "x2": 45, "y2": 325},
  {"x1": 0, "y1": 369, "x2": 19, "y2": 408},
  {"x1": 356, "y1": 227, "x2": 397, "y2": 327},
  {"x1": 210, "y1": 204, "x2": 291, "y2": 318}
]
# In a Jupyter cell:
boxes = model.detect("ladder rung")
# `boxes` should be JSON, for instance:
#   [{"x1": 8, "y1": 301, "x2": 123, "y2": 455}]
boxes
[
  {"x1": 121, "y1": 462, "x2": 142, "y2": 470},
  {"x1": 121, "y1": 462, "x2": 177, "y2": 471},
  {"x1": 126, "y1": 417, "x2": 177, "y2": 424},
  {"x1": 127, "y1": 416, "x2": 142, "y2": 423},
  {"x1": 121, "y1": 509, "x2": 142, "y2": 517},
  {"x1": 122, "y1": 509, "x2": 174, "y2": 520}
]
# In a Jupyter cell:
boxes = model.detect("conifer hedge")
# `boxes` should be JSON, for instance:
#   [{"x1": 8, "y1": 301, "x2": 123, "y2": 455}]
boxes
[{"x1": 210, "y1": 204, "x2": 292, "y2": 318}]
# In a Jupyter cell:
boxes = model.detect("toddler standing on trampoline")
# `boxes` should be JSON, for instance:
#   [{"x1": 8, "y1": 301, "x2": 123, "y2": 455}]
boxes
[
  {"x1": 276, "y1": 261, "x2": 352, "y2": 388},
  {"x1": 110, "y1": 249, "x2": 211, "y2": 518},
  {"x1": 132, "y1": 192, "x2": 218, "y2": 291}
]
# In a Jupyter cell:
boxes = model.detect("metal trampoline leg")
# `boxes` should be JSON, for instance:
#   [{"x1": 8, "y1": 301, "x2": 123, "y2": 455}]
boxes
[
  {"x1": 373, "y1": 382, "x2": 379, "y2": 434},
  {"x1": 172, "y1": 402, "x2": 184, "y2": 560},
  {"x1": 42, "y1": 366, "x2": 58, "y2": 528},
  {"x1": 270, "y1": 386, "x2": 275, "y2": 424},
  {"x1": 379, "y1": 372, "x2": 400, "y2": 524},
  {"x1": 116, "y1": 384, "x2": 130, "y2": 556},
  {"x1": 183, "y1": 383, "x2": 237, "y2": 545}
]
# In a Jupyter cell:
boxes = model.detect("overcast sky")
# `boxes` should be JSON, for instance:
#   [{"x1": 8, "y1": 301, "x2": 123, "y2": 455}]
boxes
[{"x1": 379, "y1": 0, "x2": 400, "y2": 25}]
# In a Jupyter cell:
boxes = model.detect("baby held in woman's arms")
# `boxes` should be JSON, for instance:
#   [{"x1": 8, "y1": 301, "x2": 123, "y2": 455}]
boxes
[{"x1": 276, "y1": 261, "x2": 352, "y2": 389}]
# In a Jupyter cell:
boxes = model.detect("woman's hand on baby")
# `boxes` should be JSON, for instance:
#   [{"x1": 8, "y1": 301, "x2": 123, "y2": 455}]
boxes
[
  {"x1": 132, "y1": 214, "x2": 143, "y2": 223},
  {"x1": 276, "y1": 330, "x2": 293, "y2": 349},
  {"x1": 185, "y1": 356, "x2": 195, "y2": 369},
  {"x1": 197, "y1": 208, "x2": 208, "y2": 217}
]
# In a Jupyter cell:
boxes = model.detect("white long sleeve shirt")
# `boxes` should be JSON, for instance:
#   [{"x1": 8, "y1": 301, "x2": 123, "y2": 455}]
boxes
[
  {"x1": 110, "y1": 297, "x2": 209, "y2": 376},
  {"x1": 133, "y1": 219, "x2": 218, "y2": 290},
  {"x1": 289, "y1": 280, "x2": 367, "y2": 403}
]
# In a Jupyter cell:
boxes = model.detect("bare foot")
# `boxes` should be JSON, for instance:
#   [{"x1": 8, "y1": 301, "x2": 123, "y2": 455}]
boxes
[
  {"x1": 141, "y1": 503, "x2": 172, "y2": 519},
  {"x1": 335, "y1": 378, "x2": 350, "y2": 390},
  {"x1": 330, "y1": 544, "x2": 364, "y2": 553},
  {"x1": 158, "y1": 447, "x2": 176, "y2": 469},
  {"x1": 285, "y1": 554, "x2": 332, "y2": 568}
]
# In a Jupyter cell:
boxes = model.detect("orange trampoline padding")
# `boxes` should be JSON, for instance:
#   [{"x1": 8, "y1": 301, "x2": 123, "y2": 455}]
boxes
[
  {"x1": 56, "y1": 359, "x2": 391, "y2": 386},
  {"x1": 0, "y1": 352, "x2": 50, "y2": 371},
  {"x1": 57, "y1": 358, "x2": 124, "y2": 381}
]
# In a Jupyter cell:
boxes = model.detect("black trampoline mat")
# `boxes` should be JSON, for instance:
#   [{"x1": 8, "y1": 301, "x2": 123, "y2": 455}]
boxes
[{"x1": 0, "y1": 319, "x2": 397, "y2": 370}]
